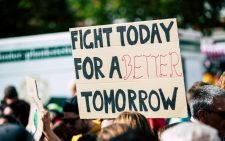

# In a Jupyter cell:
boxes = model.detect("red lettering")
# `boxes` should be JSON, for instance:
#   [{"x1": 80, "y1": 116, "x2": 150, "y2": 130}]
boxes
[
  {"x1": 122, "y1": 55, "x2": 132, "y2": 80},
  {"x1": 151, "y1": 55, "x2": 159, "y2": 78},
  {"x1": 121, "y1": 51, "x2": 182, "y2": 80},
  {"x1": 169, "y1": 52, "x2": 182, "y2": 77},
  {"x1": 144, "y1": 55, "x2": 151, "y2": 78},
  {"x1": 133, "y1": 55, "x2": 143, "y2": 79},
  {"x1": 160, "y1": 54, "x2": 167, "y2": 77}
]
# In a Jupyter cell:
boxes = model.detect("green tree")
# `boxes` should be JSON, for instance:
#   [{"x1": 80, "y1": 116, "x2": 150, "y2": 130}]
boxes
[
  {"x1": 67, "y1": 0, "x2": 114, "y2": 25},
  {"x1": 0, "y1": 0, "x2": 74, "y2": 38},
  {"x1": 180, "y1": 0, "x2": 225, "y2": 34},
  {"x1": 0, "y1": 0, "x2": 224, "y2": 38}
]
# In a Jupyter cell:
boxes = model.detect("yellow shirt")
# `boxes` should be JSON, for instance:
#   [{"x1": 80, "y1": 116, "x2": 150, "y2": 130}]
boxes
[{"x1": 71, "y1": 120, "x2": 101, "y2": 141}]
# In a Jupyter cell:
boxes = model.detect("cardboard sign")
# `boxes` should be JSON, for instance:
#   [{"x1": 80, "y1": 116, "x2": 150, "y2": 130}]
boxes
[
  {"x1": 25, "y1": 77, "x2": 44, "y2": 141},
  {"x1": 70, "y1": 18, "x2": 188, "y2": 119}
]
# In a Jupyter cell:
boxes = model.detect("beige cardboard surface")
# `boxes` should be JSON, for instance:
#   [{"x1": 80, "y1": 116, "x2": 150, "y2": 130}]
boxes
[
  {"x1": 70, "y1": 18, "x2": 188, "y2": 119},
  {"x1": 25, "y1": 77, "x2": 44, "y2": 141}
]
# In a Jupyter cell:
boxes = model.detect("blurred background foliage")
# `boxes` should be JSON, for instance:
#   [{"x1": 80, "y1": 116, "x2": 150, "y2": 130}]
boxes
[{"x1": 0, "y1": 0, "x2": 224, "y2": 38}]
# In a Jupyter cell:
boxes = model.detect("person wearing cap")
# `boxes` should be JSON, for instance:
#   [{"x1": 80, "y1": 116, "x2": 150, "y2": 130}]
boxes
[
  {"x1": 42, "y1": 96, "x2": 101, "y2": 141},
  {"x1": 1, "y1": 85, "x2": 19, "y2": 114},
  {"x1": 46, "y1": 103, "x2": 74, "y2": 141},
  {"x1": 47, "y1": 103, "x2": 63, "y2": 128},
  {"x1": 2, "y1": 85, "x2": 19, "y2": 105},
  {"x1": 63, "y1": 96, "x2": 101, "y2": 141}
]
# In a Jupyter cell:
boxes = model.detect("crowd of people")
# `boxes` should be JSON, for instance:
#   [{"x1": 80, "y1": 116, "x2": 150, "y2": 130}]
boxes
[{"x1": 1, "y1": 74, "x2": 225, "y2": 141}]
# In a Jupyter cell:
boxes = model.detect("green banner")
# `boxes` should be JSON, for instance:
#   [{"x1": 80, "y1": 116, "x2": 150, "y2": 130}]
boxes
[{"x1": 0, "y1": 45, "x2": 72, "y2": 63}]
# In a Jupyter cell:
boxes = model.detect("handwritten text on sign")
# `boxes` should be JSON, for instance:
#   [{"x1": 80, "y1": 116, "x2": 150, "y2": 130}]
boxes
[{"x1": 70, "y1": 19, "x2": 187, "y2": 119}]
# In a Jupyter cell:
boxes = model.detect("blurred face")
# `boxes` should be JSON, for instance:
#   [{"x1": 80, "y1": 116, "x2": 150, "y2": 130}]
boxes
[
  {"x1": 203, "y1": 96, "x2": 225, "y2": 137},
  {"x1": 5, "y1": 98, "x2": 16, "y2": 105},
  {"x1": 63, "y1": 112, "x2": 88, "y2": 135}
]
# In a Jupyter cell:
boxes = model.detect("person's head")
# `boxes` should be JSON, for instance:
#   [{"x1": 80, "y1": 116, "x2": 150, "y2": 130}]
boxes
[
  {"x1": 157, "y1": 122, "x2": 180, "y2": 141},
  {"x1": 63, "y1": 96, "x2": 90, "y2": 135},
  {"x1": 161, "y1": 122, "x2": 220, "y2": 141},
  {"x1": 97, "y1": 123, "x2": 131, "y2": 141},
  {"x1": 190, "y1": 85, "x2": 225, "y2": 136},
  {"x1": 114, "y1": 111, "x2": 153, "y2": 134},
  {"x1": 187, "y1": 81, "x2": 209, "y2": 104},
  {"x1": 3, "y1": 99, "x2": 30, "y2": 127},
  {"x1": 0, "y1": 123, "x2": 34, "y2": 141},
  {"x1": 3, "y1": 85, "x2": 18, "y2": 105}
]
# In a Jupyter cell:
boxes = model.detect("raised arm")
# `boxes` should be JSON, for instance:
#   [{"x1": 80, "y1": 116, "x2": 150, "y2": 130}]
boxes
[{"x1": 41, "y1": 110, "x2": 62, "y2": 141}]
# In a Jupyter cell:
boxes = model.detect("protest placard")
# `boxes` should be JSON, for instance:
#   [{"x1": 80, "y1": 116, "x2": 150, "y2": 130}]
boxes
[
  {"x1": 26, "y1": 77, "x2": 44, "y2": 141},
  {"x1": 70, "y1": 18, "x2": 187, "y2": 119}
]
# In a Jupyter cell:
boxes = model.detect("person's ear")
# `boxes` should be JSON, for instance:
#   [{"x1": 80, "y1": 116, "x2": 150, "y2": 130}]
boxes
[{"x1": 197, "y1": 110, "x2": 208, "y2": 123}]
